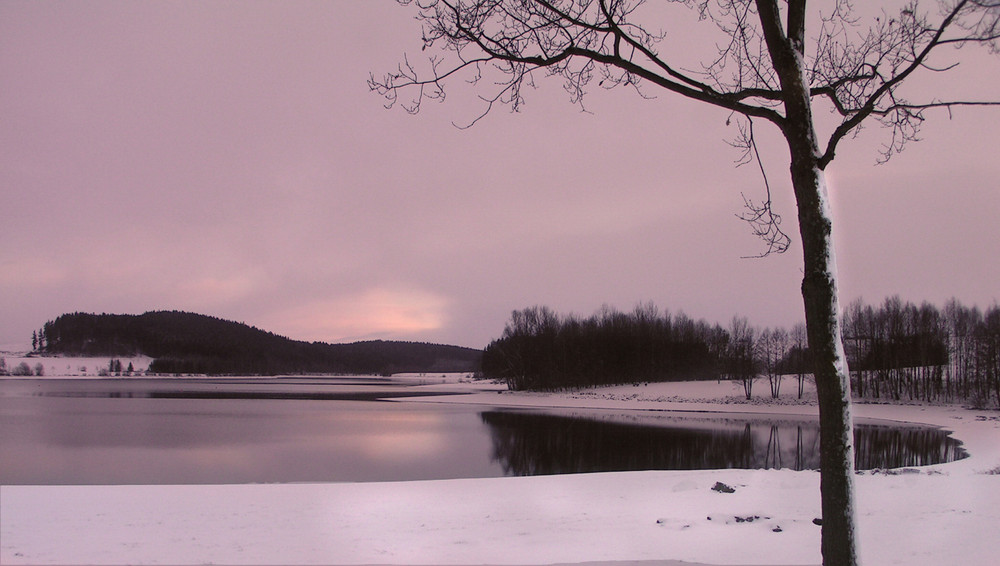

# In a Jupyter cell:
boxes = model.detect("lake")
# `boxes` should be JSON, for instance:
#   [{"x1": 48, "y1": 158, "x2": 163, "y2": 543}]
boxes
[{"x1": 0, "y1": 377, "x2": 966, "y2": 484}]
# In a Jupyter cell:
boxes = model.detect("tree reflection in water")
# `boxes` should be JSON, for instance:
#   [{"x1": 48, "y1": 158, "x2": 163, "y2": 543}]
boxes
[{"x1": 480, "y1": 410, "x2": 966, "y2": 475}]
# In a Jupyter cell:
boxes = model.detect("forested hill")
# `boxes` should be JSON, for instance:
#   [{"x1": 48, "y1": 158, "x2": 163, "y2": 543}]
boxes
[{"x1": 38, "y1": 311, "x2": 481, "y2": 376}]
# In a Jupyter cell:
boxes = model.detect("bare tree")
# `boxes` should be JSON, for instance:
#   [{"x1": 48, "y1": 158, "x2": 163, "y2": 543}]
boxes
[
  {"x1": 728, "y1": 315, "x2": 758, "y2": 398},
  {"x1": 11, "y1": 362, "x2": 32, "y2": 376},
  {"x1": 371, "y1": 2, "x2": 1000, "y2": 564},
  {"x1": 790, "y1": 321, "x2": 810, "y2": 399},
  {"x1": 761, "y1": 325, "x2": 789, "y2": 398}
]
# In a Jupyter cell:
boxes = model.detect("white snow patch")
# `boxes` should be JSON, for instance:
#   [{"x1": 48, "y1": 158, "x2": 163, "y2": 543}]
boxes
[{"x1": 0, "y1": 354, "x2": 153, "y2": 377}]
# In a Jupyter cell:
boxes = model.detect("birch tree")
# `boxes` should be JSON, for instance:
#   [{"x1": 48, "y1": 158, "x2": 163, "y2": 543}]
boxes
[{"x1": 371, "y1": 2, "x2": 1000, "y2": 564}]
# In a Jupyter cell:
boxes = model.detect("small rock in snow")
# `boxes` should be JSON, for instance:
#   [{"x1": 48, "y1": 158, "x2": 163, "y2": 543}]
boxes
[{"x1": 711, "y1": 481, "x2": 736, "y2": 493}]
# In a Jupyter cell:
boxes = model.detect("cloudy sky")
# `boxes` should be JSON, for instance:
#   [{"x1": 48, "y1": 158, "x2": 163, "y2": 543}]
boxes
[{"x1": 2, "y1": 1, "x2": 998, "y2": 350}]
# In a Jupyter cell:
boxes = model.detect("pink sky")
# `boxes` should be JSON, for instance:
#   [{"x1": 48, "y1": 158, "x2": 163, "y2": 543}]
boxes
[{"x1": 2, "y1": 1, "x2": 999, "y2": 350}]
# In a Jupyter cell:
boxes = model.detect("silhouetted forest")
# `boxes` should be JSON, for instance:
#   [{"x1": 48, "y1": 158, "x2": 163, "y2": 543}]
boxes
[
  {"x1": 843, "y1": 297, "x2": 1000, "y2": 406},
  {"x1": 37, "y1": 311, "x2": 481, "y2": 376},
  {"x1": 480, "y1": 304, "x2": 729, "y2": 390},
  {"x1": 482, "y1": 298, "x2": 1000, "y2": 407}
]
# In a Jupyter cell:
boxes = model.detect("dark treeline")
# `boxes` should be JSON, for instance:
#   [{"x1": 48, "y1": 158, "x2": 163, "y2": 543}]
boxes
[
  {"x1": 481, "y1": 304, "x2": 730, "y2": 390},
  {"x1": 39, "y1": 311, "x2": 481, "y2": 376},
  {"x1": 482, "y1": 298, "x2": 1000, "y2": 407}
]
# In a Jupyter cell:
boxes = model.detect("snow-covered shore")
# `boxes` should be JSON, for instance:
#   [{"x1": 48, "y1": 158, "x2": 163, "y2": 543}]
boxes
[
  {"x1": 2, "y1": 376, "x2": 999, "y2": 566},
  {"x1": 0, "y1": 353, "x2": 153, "y2": 377}
]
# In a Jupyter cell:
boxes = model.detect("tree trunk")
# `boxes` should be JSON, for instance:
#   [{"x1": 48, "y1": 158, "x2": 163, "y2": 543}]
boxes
[
  {"x1": 790, "y1": 150, "x2": 859, "y2": 566},
  {"x1": 759, "y1": 0, "x2": 860, "y2": 553}
]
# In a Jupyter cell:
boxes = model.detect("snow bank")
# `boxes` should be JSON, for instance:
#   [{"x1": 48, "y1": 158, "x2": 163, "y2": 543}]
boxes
[
  {"x1": 0, "y1": 354, "x2": 153, "y2": 377},
  {"x1": 2, "y1": 378, "x2": 999, "y2": 566},
  {"x1": 1, "y1": 471, "x2": 824, "y2": 566}
]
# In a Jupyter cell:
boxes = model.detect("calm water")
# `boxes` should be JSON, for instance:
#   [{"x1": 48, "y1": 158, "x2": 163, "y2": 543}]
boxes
[{"x1": 0, "y1": 378, "x2": 966, "y2": 484}]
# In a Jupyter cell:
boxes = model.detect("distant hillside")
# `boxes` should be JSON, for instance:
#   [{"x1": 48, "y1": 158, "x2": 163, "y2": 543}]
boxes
[{"x1": 39, "y1": 311, "x2": 481, "y2": 376}]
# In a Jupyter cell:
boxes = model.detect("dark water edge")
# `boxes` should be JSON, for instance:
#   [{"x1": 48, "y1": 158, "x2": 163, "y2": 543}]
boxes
[
  {"x1": 479, "y1": 409, "x2": 967, "y2": 474},
  {"x1": 3, "y1": 376, "x2": 456, "y2": 400}
]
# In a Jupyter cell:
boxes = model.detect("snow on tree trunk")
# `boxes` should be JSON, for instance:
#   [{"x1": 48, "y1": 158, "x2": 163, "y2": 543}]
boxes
[{"x1": 791, "y1": 155, "x2": 859, "y2": 566}]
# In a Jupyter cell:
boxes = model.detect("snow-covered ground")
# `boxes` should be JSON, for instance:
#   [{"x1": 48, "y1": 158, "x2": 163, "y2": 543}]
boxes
[
  {"x1": 0, "y1": 353, "x2": 153, "y2": 377},
  {"x1": 2, "y1": 375, "x2": 999, "y2": 566}
]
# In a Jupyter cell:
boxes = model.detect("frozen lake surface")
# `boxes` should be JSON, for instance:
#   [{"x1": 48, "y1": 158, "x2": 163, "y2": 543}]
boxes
[{"x1": 0, "y1": 377, "x2": 965, "y2": 484}]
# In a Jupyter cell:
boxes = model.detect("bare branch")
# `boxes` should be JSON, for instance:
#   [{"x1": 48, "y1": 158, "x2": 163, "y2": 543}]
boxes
[
  {"x1": 373, "y1": 0, "x2": 1000, "y2": 227},
  {"x1": 372, "y1": 0, "x2": 788, "y2": 127},
  {"x1": 731, "y1": 117, "x2": 791, "y2": 258},
  {"x1": 817, "y1": 0, "x2": 1000, "y2": 167}
]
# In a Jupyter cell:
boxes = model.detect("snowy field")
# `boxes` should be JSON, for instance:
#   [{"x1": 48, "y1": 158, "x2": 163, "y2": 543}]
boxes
[
  {"x1": 2, "y1": 372, "x2": 999, "y2": 565},
  {"x1": 0, "y1": 353, "x2": 153, "y2": 377}
]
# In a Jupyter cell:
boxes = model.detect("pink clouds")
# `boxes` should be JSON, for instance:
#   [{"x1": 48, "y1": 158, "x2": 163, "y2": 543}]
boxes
[
  {"x1": 1, "y1": 2, "x2": 998, "y2": 350},
  {"x1": 260, "y1": 286, "x2": 450, "y2": 344}
]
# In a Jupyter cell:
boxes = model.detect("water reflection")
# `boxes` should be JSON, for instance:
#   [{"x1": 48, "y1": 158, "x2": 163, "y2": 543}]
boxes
[
  {"x1": 0, "y1": 379, "x2": 497, "y2": 485},
  {"x1": 480, "y1": 410, "x2": 966, "y2": 474},
  {"x1": 0, "y1": 379, "x2": 969, "y2": 484}
]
